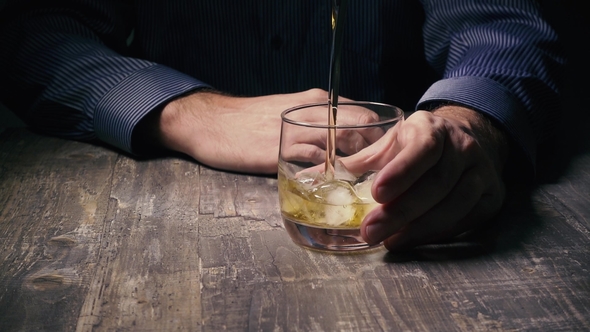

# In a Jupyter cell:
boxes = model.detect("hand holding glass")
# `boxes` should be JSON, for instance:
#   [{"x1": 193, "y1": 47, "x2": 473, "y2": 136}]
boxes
[{"x1": 278, "y1": 102, "x2": 404, "y2": 251}]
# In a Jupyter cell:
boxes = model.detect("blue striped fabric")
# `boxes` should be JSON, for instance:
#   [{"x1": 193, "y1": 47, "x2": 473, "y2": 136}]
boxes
[
  {"x1": 0, "y1": 0, "x2": 564, "y2": 176},
  {"x1": 418, "y1": 0, "x2": 564, "y2": 170}
]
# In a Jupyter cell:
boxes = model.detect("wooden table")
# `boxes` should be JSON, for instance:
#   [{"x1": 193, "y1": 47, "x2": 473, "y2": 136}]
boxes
[{"x1": 0, "y1": 127, "x2": 589, "y2": 331}]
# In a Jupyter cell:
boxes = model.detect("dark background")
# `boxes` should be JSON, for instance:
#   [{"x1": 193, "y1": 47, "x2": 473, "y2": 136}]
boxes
[
  {"x1": 535, "y1": 1, "x2": 590, "y2": 181},
  {"x1": 1, "y1": 0, "x2": 589, "y2": 161}
]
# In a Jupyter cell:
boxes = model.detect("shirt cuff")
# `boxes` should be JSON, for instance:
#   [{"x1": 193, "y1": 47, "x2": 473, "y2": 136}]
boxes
[
  {"x1": 94, "y1": 64, "x2": 210, "y2": 154},
  {"x1": 417, "y1": 76, "x2": 536, "y2": 178}
]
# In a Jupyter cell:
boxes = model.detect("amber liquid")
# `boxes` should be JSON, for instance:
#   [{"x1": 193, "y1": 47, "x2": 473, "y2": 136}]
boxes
[
  {"x1": 276, "y1": 0, "x2": 383, "y2": 250},
  {"x1": 278, "y1": 166, "x2": 381, "y2": 251},
  {"x1": 277, "y1": 167, "x2": 378, "y2": 229}
]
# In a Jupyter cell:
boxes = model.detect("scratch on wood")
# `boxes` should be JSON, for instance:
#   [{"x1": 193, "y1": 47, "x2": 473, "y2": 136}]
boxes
[
  {"x1": 47, "y1": 236, "x2": 78, "y2": 247},
  {"x1": 451, "y1": 312, "x2": 505, "y2": 332},
  {"x1": 26, "y1": 274, "x2": 69, "y2": 291}
]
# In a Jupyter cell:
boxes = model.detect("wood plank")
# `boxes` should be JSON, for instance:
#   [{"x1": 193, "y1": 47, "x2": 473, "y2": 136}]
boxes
[
  {"x1": 196, "y1": 172, "x2": 590, "y2": 331},
  {"x1": 75, "y1": 156, "x2": 203, "y2": 331},
  {"x1": 2, "y1": 129, "x2": 589, "y2": 331},
  {"x1": 198, "y1": 166, "x2": 281, "y2": 227},
  {"x1": 0, "y1": 130, "x2": 117, "y2": 331}
]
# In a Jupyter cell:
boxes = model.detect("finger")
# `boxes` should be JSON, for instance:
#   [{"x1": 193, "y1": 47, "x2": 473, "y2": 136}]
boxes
[
  {"x1": 365, "y1": 136, "x2": 466, "y2": 232},
  {"x1": 372, "y1": 113, "x2": 446, "y2": 204},
  {"x1": 356, "y1": 126, "x2": 387, "y2": 145},
  {"x1": 335, "y1": 102, "x2": 380, "y2": 124},
  {"x1": 288, "y1": 95, "x2": 360, "y2": 124},
  {"x1": 382, "y1": 197, "x2": 491, "y2": 252},
  {"x1": 284, "y1": 128, "x2": 370, "y2": 162},
  {"x1": 336, "y1": 108, "x2": 385, "y2": 145},
  {"x1": 334, "y1": 128, "x2": 374, "y2": 156},
  {"x1": 280, "y1": 143, "x2": 325, "y2": 165},
  {"x1": 334, "y1": 124, "x2": 402, "y2": 174},
  {"x1": 289, "y1": 126, "x2": 385, "y2": 161},
  {"x1": 381, "y1": 168, "x2": 503, "y2": 252},
  {"x1": 362, "y1": 166, "x2": 485, "y2": 246}
]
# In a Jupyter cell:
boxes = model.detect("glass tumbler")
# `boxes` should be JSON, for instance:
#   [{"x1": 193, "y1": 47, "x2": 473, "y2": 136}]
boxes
[{"x1": 278, "y1": 101, "x2": 404, "y2": 252}]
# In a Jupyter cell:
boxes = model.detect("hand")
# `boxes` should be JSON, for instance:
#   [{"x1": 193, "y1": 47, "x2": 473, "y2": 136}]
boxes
[
  {"x1": 279, "y1": 103, "x2": 385, "y2": 166},
  {"x1": 151, "y1": 89, "x2": 334, "y2": 174},
  {"x1": 148, "y1": 88, "x2": 385, "y2": 174},
  {"x1": 345, "y1": 105, "x2": 509, "y2": 251}
]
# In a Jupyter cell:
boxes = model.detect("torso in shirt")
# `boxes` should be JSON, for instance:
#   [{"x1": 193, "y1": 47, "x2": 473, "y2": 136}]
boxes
[{"x1": 130, "y1": 0, "x2": 438, "y2": 112}]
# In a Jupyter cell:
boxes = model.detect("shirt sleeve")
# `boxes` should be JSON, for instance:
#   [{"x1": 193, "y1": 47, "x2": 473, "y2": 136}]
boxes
[
  {"x1": 417, "y1": 0, "x2": 565, "y2": 178},
  {"x1": 0, "y1": 1, "x2": 210, "y2": 154}
]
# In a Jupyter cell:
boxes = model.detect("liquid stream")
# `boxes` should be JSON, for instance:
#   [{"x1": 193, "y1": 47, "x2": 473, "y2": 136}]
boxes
[{"x1": 325, "y1": 0, "x2": 348, "y2": 180}]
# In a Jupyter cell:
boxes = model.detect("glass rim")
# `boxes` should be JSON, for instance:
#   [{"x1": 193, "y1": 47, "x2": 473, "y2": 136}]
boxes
[{"x1": 280, "y1": 101, "x2": 404, "y2": 129}]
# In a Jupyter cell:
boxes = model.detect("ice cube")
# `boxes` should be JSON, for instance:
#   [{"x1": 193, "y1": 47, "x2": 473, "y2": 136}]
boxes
[
  {"x1": 324, "y1": 204, "x2": 356, "y2": 226},
  {"x1": 295, "y1": 171, "x2": 326, "y2": 191},
  {"x1": 310, "y1": 180, "x2": 354, "y2": 203},
  {"x1": 334, "y1": 159, "x2": 357, "y2": 182},
  {"x1": 279, "y1": 161, "x2": 299, "y2": 179},
  {"x1": 324, "y1": 182, "x2": 356, "y2": 205},
  {"x1": 353, "y1": 171, "x2": 377, "y2": 203},
  {"x1": 313, "y1": 180, "x2": 358, "y2": 226}
]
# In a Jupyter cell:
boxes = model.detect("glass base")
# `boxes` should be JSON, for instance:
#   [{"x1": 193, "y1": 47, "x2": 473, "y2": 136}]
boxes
[{"x1": 282, "y1": 216, "x2": 383, "y2": 252}]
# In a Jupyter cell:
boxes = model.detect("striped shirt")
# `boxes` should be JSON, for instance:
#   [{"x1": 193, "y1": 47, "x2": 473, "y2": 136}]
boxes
[{"x1": 0, "y1": 0, "x2": 564, "y2": 176}]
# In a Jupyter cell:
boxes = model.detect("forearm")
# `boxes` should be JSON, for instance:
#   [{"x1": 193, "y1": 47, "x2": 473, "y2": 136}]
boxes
[
  {"x1": 136, "y1": 91, "x2": 232, "y2": 158},
  {"x1": 134, "y1": 88, "x2": 334, "y2": 174}
]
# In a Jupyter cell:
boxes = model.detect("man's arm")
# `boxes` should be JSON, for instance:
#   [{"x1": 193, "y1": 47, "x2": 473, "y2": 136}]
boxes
[
  {"x1": 418, "y1": 0, "x2": 565, "y2": 179},
  {"x1": 359, "y1": 0, "x2": 565, "y2": 250},
  {"x1": 0, "y1": 2, "x2": 356, "y2": 174},
  {"x1": 0, "y1": 0, "x2": 208, "y2": 154},
  {"x1": 134, "y1": 88, "x2": 340, "y2": 174},
  {"x1": 348, "y1": 104, "x2": 510, "y2": 250}
]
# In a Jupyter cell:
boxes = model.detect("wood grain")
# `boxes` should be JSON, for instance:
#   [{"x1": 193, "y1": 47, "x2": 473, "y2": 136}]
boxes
[
  {"x1": 0, "y1": 130, "x2": 117, "y2": 331},
  {"x1": 75, "y1": 156, "x2": 203, "y2": 331},
  {"x1": 1, "y1": 129, "x2": 589, "y2": 332}
]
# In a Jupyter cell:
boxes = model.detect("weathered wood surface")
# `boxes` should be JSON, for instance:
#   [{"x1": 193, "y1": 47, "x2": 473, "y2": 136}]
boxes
[{"x1": 0, "y1": 128, "x2": 589, "y2": 332}]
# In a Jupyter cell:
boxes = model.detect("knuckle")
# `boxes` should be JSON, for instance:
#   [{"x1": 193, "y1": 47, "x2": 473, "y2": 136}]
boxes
[
  {"x1": 461, "y1": 135, "x2": 480, "y2": 154},
  {"x1": 357, "y1": 112, "x2": 378, "y2": 124},
  {"x1": 302, "y1": 146, "x2": 324, "y2": 163},
  {"x1": 421, "y1": 134, "x2": 441, "y2": 153},
  {"x1": 306, "y1": 88, "x2": 326, "y2": 100}
]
